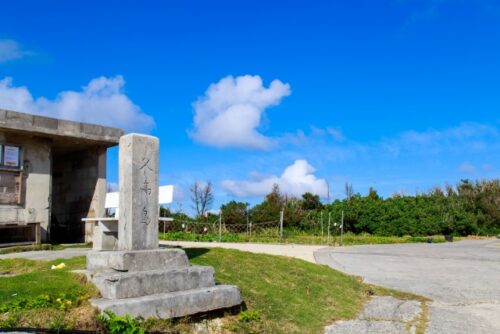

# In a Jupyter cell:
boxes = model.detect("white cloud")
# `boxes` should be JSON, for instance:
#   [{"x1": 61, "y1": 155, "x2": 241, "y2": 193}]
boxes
[
  {"x1": 482, "y1": 163, "x2": 494, "y2": 171},
  {"x1": 221, "y1": 159, "x2": 328, "y2": 198},
  {"x1": 0, "y1": 76, "x2": 155, "y2": 133},
  {"x1": 459, "y1": 161, "x2": 475, "y2": 174},
  {"x1": 0, "y1": 39, "x2": 30, "y2": 63},
  {"x1": 190, "y1": 74, "x2": 291, "y2": 149},
  {"x1": 381, "y1": 123, "x2": 500, "y2": 156},
  {"x1": 327, "y1": 127, "x2": 344, "y2": 140}
]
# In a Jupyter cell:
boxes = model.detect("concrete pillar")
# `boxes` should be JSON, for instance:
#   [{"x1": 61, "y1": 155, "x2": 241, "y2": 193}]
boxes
[
  {"x1": 86, "y1": 147, "x2": 108, "y2": 243},
  {"x1": 118, "y1": 134, "x2": 159, "y2": 250}
]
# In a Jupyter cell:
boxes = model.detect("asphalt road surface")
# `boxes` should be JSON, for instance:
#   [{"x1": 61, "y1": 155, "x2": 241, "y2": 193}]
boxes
[{"x1": 314, "y1": 239, "x2": 500, "y2": 334}]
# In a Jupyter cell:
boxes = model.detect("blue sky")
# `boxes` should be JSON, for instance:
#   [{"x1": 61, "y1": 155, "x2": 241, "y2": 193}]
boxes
[{"x1": 0, "y1": 0, "x2": 499, "y2": 212}]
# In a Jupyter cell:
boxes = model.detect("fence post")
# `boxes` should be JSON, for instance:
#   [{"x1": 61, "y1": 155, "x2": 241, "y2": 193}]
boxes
[
  {"x1": 340, "y1": 210, "x2": 344, "y2": 246},
  {"x1": 327, "y1": 212, "x2": 331, "y2": 245},
  {"x1": 218, "y1": 211, "x2": 222, "y2": 243},
  {"x1": 246, "y1": 213, "x2": 249, "y2": 238},
  {"x1": 320, "y1": 211, "x2": 324, "y2": 240},
  {"x1": 279, "y1": 210, "x2": 284, "y2": 242}
]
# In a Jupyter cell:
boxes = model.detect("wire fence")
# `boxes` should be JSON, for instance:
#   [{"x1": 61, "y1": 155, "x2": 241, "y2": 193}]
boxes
[
  {"x1": 158, "y1": 210, "x2": 345, "y2": 245},
  {"x1": 159, "y1": 219, "x2": 282, "y2": 243}
]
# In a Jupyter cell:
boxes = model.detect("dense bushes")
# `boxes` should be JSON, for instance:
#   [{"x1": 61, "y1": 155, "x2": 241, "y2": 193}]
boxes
[
  {"x1": 165, "y1": 179, "x2": 499, "y2": 237},
  {"x1": 248, "y1": 179, "x2": 499, "y2": 236}
]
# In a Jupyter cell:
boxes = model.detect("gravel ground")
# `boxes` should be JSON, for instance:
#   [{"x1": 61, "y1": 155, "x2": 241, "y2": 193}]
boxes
[
  {"x1": 326, "y1": 296, "x2": 422, "y2": 334},
  {"x1": 0, "y1": 248, "x2": 90, "y2": 261}
]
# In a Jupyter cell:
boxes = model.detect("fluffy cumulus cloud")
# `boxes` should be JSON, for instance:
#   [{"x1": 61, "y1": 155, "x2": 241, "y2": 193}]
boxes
[
  {"x1": 190, "y1": 75, "x2": 291, "y2": 149},
  {"x1": 221, "y1": 159, "x2": 328, "y2": 198},
  {"x1": 0, "y1": 76, "x2": 155, "y2": 133},
  {"x1": 0, "y1": 39, "x2": 30, "y2": 63}
]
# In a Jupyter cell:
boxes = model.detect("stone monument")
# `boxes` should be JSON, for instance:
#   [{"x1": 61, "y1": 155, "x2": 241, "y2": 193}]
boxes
[{"x1": 86, "y1": 133, "x2": 241, "y2": 318}]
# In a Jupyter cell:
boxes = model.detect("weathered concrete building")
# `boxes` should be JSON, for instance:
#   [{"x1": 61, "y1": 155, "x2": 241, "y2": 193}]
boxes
[{"x1": 0, "y1": 109, "x2": 123, "y2": 245}]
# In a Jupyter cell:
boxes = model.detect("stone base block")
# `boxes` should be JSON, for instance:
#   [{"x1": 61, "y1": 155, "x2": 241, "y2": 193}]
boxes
[
  {"x1": 93, "y1": 227, "x2": 118, "y2": 251},
  {"x1": 87, "y1": 248, "x2": 189, "y2": 272},
  {"x1": 92, "y1": 266, "x2": 216, "y2": 299},
  {"x1": 91, "y1": 285, "x2": 242, "y2": 319}
]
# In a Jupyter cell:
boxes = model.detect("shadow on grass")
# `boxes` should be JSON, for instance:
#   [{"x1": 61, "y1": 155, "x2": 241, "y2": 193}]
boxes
[
  {"x1": 184, "y1": 248, "x2": 210, "y2": 260},
  {"x1": 158, "y1": 244, "x2": 210, "y2": 260}
]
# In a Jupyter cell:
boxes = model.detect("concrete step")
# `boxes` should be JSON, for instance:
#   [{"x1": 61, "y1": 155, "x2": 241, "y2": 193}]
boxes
[
  {"x1": 92, "y1": 266, "x2": 216, "y2": 299},
  {"x1": 91, "y1": 285, "x2": 242, "y2": 319},
  {"x1": 87, "y1": 248, "x2": 189, "y2": 272}
]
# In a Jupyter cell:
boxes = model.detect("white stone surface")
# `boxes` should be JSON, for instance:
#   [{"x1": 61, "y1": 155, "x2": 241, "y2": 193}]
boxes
[
  {"x1": 118, "y1": 133, "x2": 159, "y2": 250},
  {"x1": 86, "y1": 248, "x2": 189, "y2": 272},
  {"x1": 92, "y1": 266, "x2": 216, "y2": 299},
  {"x1": 91, "y1": 285, "x2": 242, "y2": 319}
]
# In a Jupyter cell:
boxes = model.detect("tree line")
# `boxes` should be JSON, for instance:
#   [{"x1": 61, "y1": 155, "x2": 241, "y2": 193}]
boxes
[{"x1": 163, "y1": 179, "x2": 499, "y2": 236}]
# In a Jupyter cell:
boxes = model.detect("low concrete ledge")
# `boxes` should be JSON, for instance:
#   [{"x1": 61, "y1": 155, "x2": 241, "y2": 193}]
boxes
[
  {"x1": 87, "y1": 248, "x2": 190, "y2": 272},
  {"x1": 93, "y1": 266, "x2": 216, "y2": 299},
  {"x1": 91, "y1": 285, "x2": 242, "y2": 319}
]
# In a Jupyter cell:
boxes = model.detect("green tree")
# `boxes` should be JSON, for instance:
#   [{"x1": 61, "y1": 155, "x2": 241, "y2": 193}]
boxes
[
  {"x1": 300, "y1": 192, "x2": 323, "y2": 211},
  {"x1": 221, "y1": 201, "x2": 249, "y2": 225},
  {"x1": 251, "y1": 184, "x2": 284, "y2": 223}
]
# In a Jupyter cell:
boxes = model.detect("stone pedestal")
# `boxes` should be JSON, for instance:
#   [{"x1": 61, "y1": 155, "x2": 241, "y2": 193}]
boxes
[
  {"x1": 87, "y1": 134, "x2": 241, "y2": 319},
  {"x1": 86, "y1": 248, "x2": 241, "y2": 318}
]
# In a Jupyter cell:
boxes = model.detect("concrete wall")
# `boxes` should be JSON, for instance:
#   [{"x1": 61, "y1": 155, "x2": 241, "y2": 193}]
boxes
[
  {"x1": 0, "y1": 132, "x2": 52, "y2": 241},
  {"x1": 51, "y1": 147, "x2": 106, "y2": 243},
  {"x1": 0, "y1": 109, "x2": 121, "y2": 244},
  {"x1": 0, "y1": 132, "x2": 108, "y2": 243}
]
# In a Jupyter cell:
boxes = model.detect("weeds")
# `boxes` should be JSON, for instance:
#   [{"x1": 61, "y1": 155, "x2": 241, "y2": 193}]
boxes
[{"x1": 97, "y1": 310, "x2": 144, "y2": 334}]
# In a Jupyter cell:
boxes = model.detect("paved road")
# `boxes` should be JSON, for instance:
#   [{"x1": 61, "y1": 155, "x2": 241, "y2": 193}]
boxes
[
  {"x1": 0, "y1": 248, "x2": 90, "y2": 261},
  {"x1": 160, "y1": 240, "x2": 323, "y2": 263},
  {"x1": 0, "y1": 242, "x2": 323, "y2": 263},
  {"x1": 314, "y1": 240, "x2": 500, "y2": 334}
]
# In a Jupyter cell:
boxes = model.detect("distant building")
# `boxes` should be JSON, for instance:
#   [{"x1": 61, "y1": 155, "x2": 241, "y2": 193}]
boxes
[{"x1": 0, "y1": 109, "x2": 123, "y2": 245}]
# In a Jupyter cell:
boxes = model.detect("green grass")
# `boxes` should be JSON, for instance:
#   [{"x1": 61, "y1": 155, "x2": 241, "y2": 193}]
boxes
[
  {"x1": 186, "y1": 247, "x2": 367, "y2": 333},
  {"x1": 0, "y1": 256, "x2": 99, "y2": 329},
  {"x1": 0, "y1": 257, "x2": 92, "y2": 307},
  {"x1": 160, "y1": 231, "x2": 447, "y2": 246},
  {"x1": 0, "y1": 248, "x2": 424, "y2": 333}
]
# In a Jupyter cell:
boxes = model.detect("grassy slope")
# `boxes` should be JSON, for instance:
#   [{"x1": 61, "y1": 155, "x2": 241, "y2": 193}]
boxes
[
  {"x1": 187, "y1": 248, "x2": 366, "y2": 333},
  {"x1": 0, "y1": 248, "x2": 422, "y2": 333}
]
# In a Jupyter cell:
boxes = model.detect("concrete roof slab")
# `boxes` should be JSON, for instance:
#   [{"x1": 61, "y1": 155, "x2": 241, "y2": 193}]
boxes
[{"x1": 0, "y1": 109, "x2": 124, "y2": 146}]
